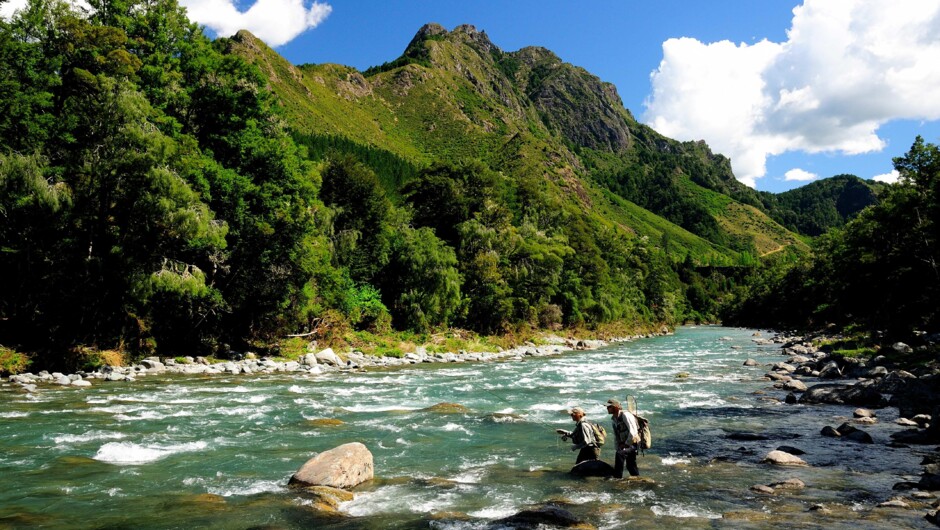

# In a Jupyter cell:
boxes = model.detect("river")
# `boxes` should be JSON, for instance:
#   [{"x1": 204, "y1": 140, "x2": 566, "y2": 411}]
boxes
[{"x1": 0, "y1": 326, "x2": 933, "y2": 528}]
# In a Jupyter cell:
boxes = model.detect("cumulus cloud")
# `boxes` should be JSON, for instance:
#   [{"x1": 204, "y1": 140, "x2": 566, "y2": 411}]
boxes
[
  {"x1": 1, "y1": 0, "x2": 331, "y2": 48},
  {"x1": 784, "y1": 168, "x2": 818, "y2": 182},
  {"x1": 872, "y1": 169, "x2": 900, "y2": 183},
  {"x1": 179, "y1": 0, "x2": 331, "y2": 47},
  {"x1": 643, "y1": 0, "x2": 940, "y2": 188}
]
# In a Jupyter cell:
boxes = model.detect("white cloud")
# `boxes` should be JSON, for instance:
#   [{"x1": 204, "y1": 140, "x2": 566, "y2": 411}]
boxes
[
  {"x1": 872, "y1": 169, "x2": 900, "y2": 183},
  {"x1": 1, "y1": 0, "x2": 331, "y2": 48},
  {"x1": 784, "y1": 168, "x2": 818, "y2": 182},
  {"x1": 643, "y1": 0, "x2": 940, "y2": 188},
  {"x1": 1, "y1": 0, "x2": 29, "y2": 18},
  {"x1": 179, "y1": 0, "x2": 331, "y2": 47}
]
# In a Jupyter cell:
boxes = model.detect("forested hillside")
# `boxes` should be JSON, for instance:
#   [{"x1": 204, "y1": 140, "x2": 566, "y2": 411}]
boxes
[
  {"x1": 758, "y1": 175, "x2": 883, "y2": 237},
  {"x1": 3, "y1": 2, "x2": 880, "y2": 373},
  {"x1": 725, "y1": 137, "x2": 939, "y2": 342}
]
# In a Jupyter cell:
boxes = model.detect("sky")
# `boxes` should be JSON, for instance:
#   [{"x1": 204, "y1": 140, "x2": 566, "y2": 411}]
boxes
[{"x1": 4, "y1": 0, "x2": 939, "y2": 193}]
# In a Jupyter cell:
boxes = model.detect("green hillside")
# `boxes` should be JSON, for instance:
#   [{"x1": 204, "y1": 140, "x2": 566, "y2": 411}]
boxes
[
  {"x1": 758, "y1": 174, "x2": 884, "y2": 236},
  {"x1": 228, "y1": 24, "x2": 807, "y2": 263}
]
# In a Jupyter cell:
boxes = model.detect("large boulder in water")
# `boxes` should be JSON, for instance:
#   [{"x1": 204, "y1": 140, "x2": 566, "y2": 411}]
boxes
[
  {"x1": 798, "y1": 383, "x2": 887, "y2": 408},
  {"x1": 490, "y1": 505, "x2": 586, "y2": 529},
  {"x1": 570, "y1": 459, "x2": 616, "y2": 477},
  {"x1": 288, "y1": 442, "x2": 373, "y2": 489}
]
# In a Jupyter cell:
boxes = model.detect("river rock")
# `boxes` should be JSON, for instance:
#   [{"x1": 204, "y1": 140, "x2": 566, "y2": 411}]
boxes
[
  {"x1": 71, "y1": 379, "x2": 92, "y2": 387},
  {"x1": 821, "y1": 426, "x2": 841, "y2": 438},
  {"x1": 140, "y1": 359, "x2": 166, "y2": 372},
  {"x1": 921, "y1": 472, "x2": 940, "y2": 491},
  {"x1": 750, "y1": 484, "x2": 775, "y2": 494},
  {"x1": 570, "y1": 459, "x2": 616, "y2": 477},
  {"x1": 743, "y1": 359, "x2": 759, "y2": 367},
  {"x1": 768, "y1": 478, "x2": 805, "y2": 490},
  {"x1": 836, "y1": 422, "x2": 874, "y2": 444},
  {"x1": 776, "y1": 445, "x2": 806, "y2": 455},
  {"x1": 914, "y1": 414, "x2": 932, "y2": 427},
  {"x1": 897, "y1": 418, "x2": 919, "y2": 426},
  {"x1": 288, "y1": 442, "x2": 373, "y2": 490},
  {"x1": 878, "y1": 498, "x2": 910, "y2": 508},
  {"x1": 302, "y1": 485, "x2": 354, "y2": 512},
  {"x1": 783, "y1": 379, "x2": 808, "y2": 392},
  {"x1": 854, "y1": 408, "x2": 876, "y2": 419},
  {"x1": 727, "y1": 432, "x2": 769, "y2": 441},
  {"x1": 300, "y1": 353, "x2": 318, "y2": 366},
  {"x1": 762, "y1": 450, "x2": 808, "y2": 467},
  {"x1": 892, "y1": 342, "x2": 913, "y2": 354},
  {"x1": 315, "y1": 348, "x2": 343, "y2": 366},
  {"x1": 927, "y1": 510, "x2": 940, "y2": 526},
  {"x1": 818, "y1": 361, "x2": 843, "y2": 379},
  {"x1": 785, "y1": 392, "x2": 798, "y2": 404},
  {"x1": 799, "y1": 383, "x2": 887, "y2": 408},
  {"x1": 490, "y1": 505, "x2": 585, "y2": 529},
  {"x1": 421, "y1": 402, "x2": 469, "y2": 413}
]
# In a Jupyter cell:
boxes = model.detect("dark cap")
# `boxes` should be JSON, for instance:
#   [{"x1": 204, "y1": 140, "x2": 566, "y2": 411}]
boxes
[{"x1": 605, "y1": 399, "x2": 621, "y2": 408}]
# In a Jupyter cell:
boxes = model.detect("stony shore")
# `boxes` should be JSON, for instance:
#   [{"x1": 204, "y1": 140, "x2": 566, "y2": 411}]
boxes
[
  {"x1": 745, "y1": 331, "x2": 940, "y2": 525},
  {"x1": 5, "y1": 334, "x2": 655, "y2": 391}
]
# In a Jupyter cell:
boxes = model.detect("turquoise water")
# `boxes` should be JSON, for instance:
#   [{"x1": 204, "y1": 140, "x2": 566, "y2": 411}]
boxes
[{"x1": 0, "y1": 327, "x2": 932, "y2": 529}]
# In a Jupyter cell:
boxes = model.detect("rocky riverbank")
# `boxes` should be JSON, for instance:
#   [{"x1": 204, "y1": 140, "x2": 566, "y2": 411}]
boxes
[
  {"x1": 4, "y1": 334, "x2": 652, "y2": 391},
  {"x1": 745, "y1": 331, "x2": 940, "y2": 525}
]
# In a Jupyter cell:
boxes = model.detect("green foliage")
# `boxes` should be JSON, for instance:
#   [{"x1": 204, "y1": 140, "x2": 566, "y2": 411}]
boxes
[
  {"x1": 0, "y1": 345, "x2": 31, "y2": 375},
  {"x1": 381, "y1": 226, "x2": 463, "y2": 332},
  {"x1": 320, "y1": 154, "x2": 393, "y2": 282},
  {"x1": 725, "y1": 136, "x2": 940, "y2": 340},
  {"x1": 342, "y1": 284, "x2": 391, "y2": 333}
]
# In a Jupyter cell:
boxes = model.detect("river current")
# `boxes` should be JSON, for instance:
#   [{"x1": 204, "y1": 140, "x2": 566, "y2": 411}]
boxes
[{"x1": 0, "y1": 326, "x2": 933, "y2": 529}]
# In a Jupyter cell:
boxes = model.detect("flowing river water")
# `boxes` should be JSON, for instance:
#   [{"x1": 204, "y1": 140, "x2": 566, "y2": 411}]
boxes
[{"x1": 0, "y1": 326, "x2": 934, "y2": 529}]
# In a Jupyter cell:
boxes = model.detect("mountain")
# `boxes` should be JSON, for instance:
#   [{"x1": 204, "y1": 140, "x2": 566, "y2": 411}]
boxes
[
  {"x1": 226, "y1": 24, "x2": 808, "y2": 262},
  {"x1": 758, "y1": 175, "x2": 884, "y2": 237}
]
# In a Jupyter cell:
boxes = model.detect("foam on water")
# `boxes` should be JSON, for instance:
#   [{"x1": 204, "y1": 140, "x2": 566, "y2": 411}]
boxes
[
  {"x1": 440, "y1": 423, "x2": 472, "y2": 435},
  {"x1": 660, "y1": 454, "x2": 691, "y2": 466},
  {"x1": 342, "y1": 485, "x2": 458, "y2": 516},
  {"x1": 343, "y1": 404, "x2": 421, "y2": 413},
  {"x1": 207, "y1": 479, "x2": 285, "y2": 497},
  {"x1": 650, "y1": 503, "x2": 721, "y2": 519},
  {"x1": 52, "y1": 431, "x2": 126, "y2": 444},
  {"x1": 198, "y1": 386, "x2": 251, "y2": 393},
  {"x1": 93, "y1": 440, "x2": 208, "y2": 464},
  {"x1": 114, "y1": 410, "x2": 195, "y2": 421},
  {"x1": 0, "y1": 411, "x2": 28, "y2": 418},
  {"x1": 467, "y1": 503, "x2": 519, "y2": 519},
  {"x1": 288, "y1": 385, "x2": 304, "y2": 393}
]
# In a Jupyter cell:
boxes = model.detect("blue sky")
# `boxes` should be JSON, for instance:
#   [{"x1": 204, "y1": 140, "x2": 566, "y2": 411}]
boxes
[{"x1": 112, "y1": 0, "x2": 940, "y2": 192}]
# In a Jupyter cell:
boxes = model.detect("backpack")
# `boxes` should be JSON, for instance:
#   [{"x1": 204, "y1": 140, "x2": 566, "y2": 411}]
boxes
[
  {"x1": 590, "y1": 422, "x2": 607, "y2": 447},
  {"x1": 625, "y1": 395, "x2": 652, "y2": 454},
  {"x1": 635, "y1": 414, "x2": 652, "y2": 453}
]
